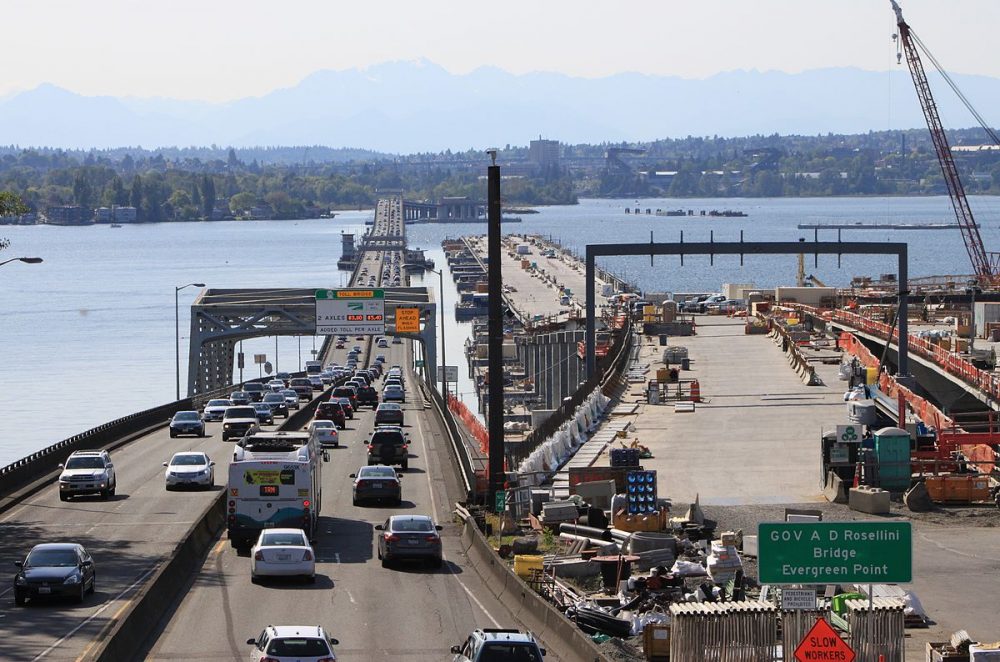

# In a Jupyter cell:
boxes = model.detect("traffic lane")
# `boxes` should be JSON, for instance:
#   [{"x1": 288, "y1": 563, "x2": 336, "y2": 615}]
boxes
[
  {"x1": 147, "y1": 366, "x2": 490, "y2": 660},
  {"x1": 0, "y1": 418, "x2": 279, "y2": 661}
]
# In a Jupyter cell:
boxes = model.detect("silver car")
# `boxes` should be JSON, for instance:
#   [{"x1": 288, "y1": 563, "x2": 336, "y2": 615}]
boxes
[
  {"x1": 202, "y1": 398, "x2": 233, "y2": 422},
  {"x1": 376, "y1": 515, "x2": 442, "y2": 568}
]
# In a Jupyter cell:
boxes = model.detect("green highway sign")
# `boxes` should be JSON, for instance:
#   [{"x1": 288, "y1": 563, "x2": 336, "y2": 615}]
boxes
[
  {"x1": 758, "y1": 522, "x2": 912, "y2": 584},
  {"x1": 495, "y1": 491, "x2": 506, "y2": 514}
]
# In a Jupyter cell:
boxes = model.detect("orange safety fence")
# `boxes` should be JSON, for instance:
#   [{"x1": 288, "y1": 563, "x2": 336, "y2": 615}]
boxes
[{"x1": 447, "y1": 393, "x2": 489, "y2": 455}]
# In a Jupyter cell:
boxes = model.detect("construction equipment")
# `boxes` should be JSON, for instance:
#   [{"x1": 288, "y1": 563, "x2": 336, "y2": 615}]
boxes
[{"x1": 890, "y1": 1, "x2": 1000, "y2": 285}]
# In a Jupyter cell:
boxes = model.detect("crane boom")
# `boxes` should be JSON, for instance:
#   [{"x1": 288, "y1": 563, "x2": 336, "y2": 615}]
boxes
[{"x1": 890, "y1": 0, "x2": 998, "y2": 284}]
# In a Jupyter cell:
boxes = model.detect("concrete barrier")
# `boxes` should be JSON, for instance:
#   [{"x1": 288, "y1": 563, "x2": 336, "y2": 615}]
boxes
[
  {"x1": 459, "y1": 516, "x2": 610, "y2": 662},
  {"x1": 83, "y1": 492, "x2": 226, "y2": 662}
]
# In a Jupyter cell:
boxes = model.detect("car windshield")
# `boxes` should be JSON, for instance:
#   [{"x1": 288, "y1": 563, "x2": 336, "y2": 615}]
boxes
[
  {"x1": 260, "y1": 532, "x2": 305, "y2": 546},
  {"x1": 370, "y1": 431, "x2": 403, "y2": 445},
  {"x1": 312, "y1": 421, "x2": 334, "y2": 429},
  {"x1": 267, "y1": 638, "x2": 329, "y2": 656},
  {"x1": 361, "y1": 467, "x2": 395, "y2": 478},
  {"x1": 226, "y1": 407, "x2": 256, "y2": 418},
  {"x1": 174, "y1": 412, "x2": 200, "y2": 421},
  {"x1": 263, "y1": 394, "x2": 283, "y2": 402},
  {"x1": 281, "y1": 390, "x2": 297, "y2": 397},
  {"x1": 171, "y1": 454, "x2": 206, "y2": 466},
  {"x1": 245, "y1": 384, "x2": 264, "y2": 391},
  {"x1": 207, "y1": 400, "x2": 231, "y2": 407},
  {"x1": 65, "y1": 457, "x2": 104, "y2": 469},
  {"x1": 254, "y1": 404, "x2": 270, "y2": 411},
  {"x1": 380, "y1": 404, "x2": 400, "y2": 411},
  {"x1": 26, "y1": 549, "x2": 78, "y2": 567},
  {"x1": 480, "y1": 644, "x2": 542, "y2": 662},
  {"x1": 392, "y1": 518, "x2": 433, "y2": 532}
]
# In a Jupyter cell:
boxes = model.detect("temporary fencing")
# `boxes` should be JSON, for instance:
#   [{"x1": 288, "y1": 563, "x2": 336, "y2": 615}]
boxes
[
  {"x1": 845, "y1": 597, "x2": 905, "y2": 662},
  {"x1": 447, "y1": 394, "x2": 489, "y2": 454},
  {"x1": 669, "y1": 601, "x2": 778, "y2": 662}
]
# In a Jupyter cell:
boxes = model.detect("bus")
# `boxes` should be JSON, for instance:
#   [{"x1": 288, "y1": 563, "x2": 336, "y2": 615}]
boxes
[{"x1": 227, "y1": 431, "x2": 326, "y2": 552}]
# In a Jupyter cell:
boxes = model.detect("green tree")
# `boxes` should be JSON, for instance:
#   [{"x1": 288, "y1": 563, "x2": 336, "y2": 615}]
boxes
[
  {"x1": 201, "y1": 175, "x2": 216, "y2": 218},
  {"x1": 229, "y1": 191, "x2": 256, "y2": 215},
  {"x1": 0, "y1": 191, "x2": 29, "y2": 216},
  {"x1": 129, "y1": 175, "x2": 143, "y2": 218}
]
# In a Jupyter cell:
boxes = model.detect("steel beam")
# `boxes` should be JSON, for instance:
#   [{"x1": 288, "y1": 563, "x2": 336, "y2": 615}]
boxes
[{"x1": 585, "y1": 240, "x2": 909, "y2": 378}]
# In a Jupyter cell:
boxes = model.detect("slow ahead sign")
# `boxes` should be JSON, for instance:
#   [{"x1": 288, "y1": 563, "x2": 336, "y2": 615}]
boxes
[{"x1": 758, "y1": 522, "x2": 912, "y2": 584}]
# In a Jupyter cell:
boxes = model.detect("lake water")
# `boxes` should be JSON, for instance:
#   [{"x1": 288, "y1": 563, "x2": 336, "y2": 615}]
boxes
[{"x1": 3, "y1": 195, "x2": 998, "y2": 466}]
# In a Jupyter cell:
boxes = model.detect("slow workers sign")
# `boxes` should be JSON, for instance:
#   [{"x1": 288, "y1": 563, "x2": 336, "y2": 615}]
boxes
[{"x1": 794, "y1": 618, "x2": 855, "y2": 662}]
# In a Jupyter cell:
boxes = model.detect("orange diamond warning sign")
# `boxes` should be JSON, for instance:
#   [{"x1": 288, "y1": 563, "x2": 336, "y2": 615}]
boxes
[{"x1": 794, "y1": 618, "x2": 855, "y2": 662}]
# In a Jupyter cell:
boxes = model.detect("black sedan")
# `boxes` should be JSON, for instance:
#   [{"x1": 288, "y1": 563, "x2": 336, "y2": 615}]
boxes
[
  {"x1": 14, "y1": 543, "x2": 96, "y2": 605},
  {"x1": 261, "y1": 393, "x2": 289, "y2": 418},
  {"x1": 169, "y1": 410, "x2": 205, "y2": 438},
  {"x1": 376, "y1": 515, "x2": 442, "y2": 568},
  {"x1": 252, "y1": 403, "x2": 274, "y2": 425}
]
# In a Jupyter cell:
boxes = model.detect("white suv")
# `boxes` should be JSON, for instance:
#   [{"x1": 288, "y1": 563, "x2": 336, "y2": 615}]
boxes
[
  {"x1": 58, "y1": 450, "x2": 117, "y2": 501},
  {"x1": 247, "y1": 625, "x2": 338, "y2": 661}
]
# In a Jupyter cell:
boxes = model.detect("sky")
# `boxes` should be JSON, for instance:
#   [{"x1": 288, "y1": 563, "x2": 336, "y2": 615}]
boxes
[{"x1": 6, "y1": 0, "x2": 1000, "y2": 102}]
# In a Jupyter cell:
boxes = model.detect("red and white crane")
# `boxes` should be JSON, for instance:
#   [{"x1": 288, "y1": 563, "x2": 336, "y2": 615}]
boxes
[{"x1": 891, "y1": 0, "x2": 1000, "y2": 285}]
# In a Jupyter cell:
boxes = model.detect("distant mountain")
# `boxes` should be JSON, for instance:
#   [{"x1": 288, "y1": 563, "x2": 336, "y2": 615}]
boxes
[{"x1": 3, "y1": 61, "x2": 1000, "y2": 152}]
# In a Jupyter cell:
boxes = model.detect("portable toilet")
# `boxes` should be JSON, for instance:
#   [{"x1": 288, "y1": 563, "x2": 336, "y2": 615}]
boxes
[{"x1": 873, "y1": 427, "x2": 911, "y2": 491}]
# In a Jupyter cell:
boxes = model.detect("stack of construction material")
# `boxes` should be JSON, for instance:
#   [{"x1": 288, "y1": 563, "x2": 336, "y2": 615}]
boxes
[
  {"x1": 541, "y1": 501, "x2": 580, "y2": 529},
  {"x1": 610, "y1": 448, "x2": 641, "y2": 468},
  {"x1": 626, "y1": 531, "x2": 678, "y2": 571},
  {"x1": 706, "y1": 531, "x2": 743, "y2": 584}
]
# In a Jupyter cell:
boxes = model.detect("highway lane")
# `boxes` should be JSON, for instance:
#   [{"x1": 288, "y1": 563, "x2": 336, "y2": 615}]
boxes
[
  {"x1": 0, "y1": 406, "x2": 293, "y2": 661},
  {"x1": 146, "y1": 340, "x2": 562, "y2": 661}
]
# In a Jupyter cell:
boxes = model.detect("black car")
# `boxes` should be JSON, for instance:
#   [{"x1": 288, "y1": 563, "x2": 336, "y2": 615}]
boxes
[
  {"x1": 356, "y1": 385, "x2": 379, "y2": 409},
  {"x1": 243, "y1": 382, "x2": 267, "y2": 402},
  {"x1": 289, "y1": 378, "x2": 314, "y2": 400},
  {"x1": 261, "y1": 393, "x2": 289, "y2": 418},
  {"x1": 169, "y1": 410, "x2": 205, "y2": 438},
  {"x1": 366, "y1": 425, "x2": 409, "y2": 470},
  {"x1": 14, "y1": 543, "x2": 96, "y2": 605},
  {"x1": 252, "y1": 402, "x2": 274, "y2": 425},
  {"x1": 315, "y1": 401, "x2": 347, "y2": 429}
]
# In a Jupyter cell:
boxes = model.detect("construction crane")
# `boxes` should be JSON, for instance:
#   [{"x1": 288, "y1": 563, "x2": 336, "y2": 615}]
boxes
[{"x1": 890, "y1": 0, "x2": 1000, "y2": 286}]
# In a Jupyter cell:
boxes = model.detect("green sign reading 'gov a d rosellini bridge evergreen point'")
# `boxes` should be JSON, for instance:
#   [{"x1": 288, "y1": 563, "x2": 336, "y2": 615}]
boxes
[{"x1": 758, "y1": 522, "x2": 912, "y2": 585}]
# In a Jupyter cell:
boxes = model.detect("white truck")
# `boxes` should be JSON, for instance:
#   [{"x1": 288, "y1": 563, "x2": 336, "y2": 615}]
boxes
[
  {"x1": 227, "y1": 431, "x2": 327, "y2": 552},
  {"x1": 305, "y1": 360, "x2": 323, "y2": 375}
]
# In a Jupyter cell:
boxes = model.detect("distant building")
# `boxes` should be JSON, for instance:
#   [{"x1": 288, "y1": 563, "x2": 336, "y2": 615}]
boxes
[
  {"x1": 45, "y1": 205, "x2": 91, "y2": 225},
  {"x1": 95, "y1": 207, "x2": 113, "y2": 223},
  {"x1": 249, "y1": 204, "x2": 273, "y2": 220},
  {"x1": 529, "y1": 137, "x2": 560, "y2": 167},
  {"x1": 114, "y1": 206, "x2": 137, "y2": 223}
]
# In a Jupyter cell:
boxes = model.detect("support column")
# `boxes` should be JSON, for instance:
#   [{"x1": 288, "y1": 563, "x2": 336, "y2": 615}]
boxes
[{"x1": 487, "y1": 162, "x2": 504, "y2": 502}]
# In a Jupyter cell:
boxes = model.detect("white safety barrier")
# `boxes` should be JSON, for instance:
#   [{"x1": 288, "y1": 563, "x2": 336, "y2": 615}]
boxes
[{"x1": 516, "y1": 387, "x2": 611, "y2": 477}]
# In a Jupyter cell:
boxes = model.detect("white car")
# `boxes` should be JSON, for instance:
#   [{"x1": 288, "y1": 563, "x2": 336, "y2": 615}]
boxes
[
  {"x1": 202, "y1": 399, "x2": 233, "y2": 422},
  {"x1": 247, "y1": 625, "x2": 338, "y2": 661},
  {"x1": 163, "y1": 452, "x2": 215, "y2": 490},
  {"x1": 250, "y1": 529, "x2": 315, "y2": 583},
  {"x1": 267, "y1": 379, "x2": 286, "y2": 392},
  {"x1": 280, "y1": 389, "x2": 300, "y2": 410},
  {"x1": 308, "y1": 420, "x2": 340, "y2": 448}
]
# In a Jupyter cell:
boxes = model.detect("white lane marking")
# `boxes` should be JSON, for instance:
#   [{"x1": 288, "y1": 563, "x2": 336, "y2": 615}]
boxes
[
  {"x1": 31, "y1": 564, "x2": 158, "y2": 661},
  {"x1": 0, "y1": 588, "x2": 10, "y2": 598},
  {"x1": 410, "y1": 378, "x2": 501, "y2": 628},
  {"x1": 346, "y1": 590, "x2": 357, "y2": 605},
  {"x1": 333, "y1": 552, "x2": 341, "y2": 564},
  {"x1": 21, "y1": 521, "x2": 198, "y2": 528}
]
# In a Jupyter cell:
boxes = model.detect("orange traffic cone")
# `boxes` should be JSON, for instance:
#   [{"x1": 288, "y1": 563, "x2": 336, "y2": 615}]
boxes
[{"x1": 690, "y1": 380, "x2": 701, "y2": 403}]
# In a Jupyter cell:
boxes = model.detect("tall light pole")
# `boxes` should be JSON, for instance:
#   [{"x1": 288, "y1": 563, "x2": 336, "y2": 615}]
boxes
[
  {"x1": 175, "y1": 282, "x2": 205, "y2": 400},
  {"x1": 0, "y1": 256, "x2": 43, "y2": 267},
  {"x1": 430, "y1": 268, "x2": 447, "y2": 399}
]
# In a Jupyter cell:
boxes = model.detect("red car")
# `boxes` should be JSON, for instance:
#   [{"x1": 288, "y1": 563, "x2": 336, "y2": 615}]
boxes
[{"x1": 315, "y1": 401, "x2": 346, "y2": 429}]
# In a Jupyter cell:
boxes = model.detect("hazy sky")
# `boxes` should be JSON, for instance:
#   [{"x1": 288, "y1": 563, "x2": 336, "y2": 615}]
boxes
[{"x1": 7, "y1": 0, "x2": 1000, "y2": 101}]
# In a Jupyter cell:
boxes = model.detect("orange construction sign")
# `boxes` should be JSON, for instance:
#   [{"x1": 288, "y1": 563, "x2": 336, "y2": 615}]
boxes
[{"x1": 794, "y1": 618, "x2": 855, "y2": 662}]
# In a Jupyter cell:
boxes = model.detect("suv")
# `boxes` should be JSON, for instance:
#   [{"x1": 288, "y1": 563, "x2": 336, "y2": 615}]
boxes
[
  {"x1": 243, "y1": 382, "x2": 267, "y2": 402},
  {"x1": 331, "y1": 385, "x2": 358, "y2": 411},
  {"x1": 451, "y1": 629, "x2": 546, "y2": 662},
  {"x1": 315, "y1": 401, "x2": 346, "y2": 429},
  {"x1": 366, "y1": 425, "x2": 409, "y2": 471},
  {"x1": 247, "y1": 625, "x2": 339, "y2": 661},
  {"x1": 356, "y1": 385, "x2": 379, "y2": 409},
  {"x1": 222, "y1": 406, "x2": 261, "y2": 441},
  {"x1": 58, "y1": 450, "x2": 117, "y2": 501}
]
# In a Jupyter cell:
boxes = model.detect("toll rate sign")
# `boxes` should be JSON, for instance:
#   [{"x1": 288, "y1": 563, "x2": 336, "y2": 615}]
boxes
[{"x1": 315, "y1": 289, "x2": 385, "y2": 335}]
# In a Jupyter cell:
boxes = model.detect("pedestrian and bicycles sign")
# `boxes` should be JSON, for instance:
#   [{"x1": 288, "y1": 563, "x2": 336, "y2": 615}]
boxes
[
  {"x1": 315, "y1": 289, "x2": 385, "y2": 335},
  {"x1": 836, "y1": 425, "x2": 860, "y2": 443},
  {"x1": 758, "y1": 522, "x2": 912, "y2": 584}
]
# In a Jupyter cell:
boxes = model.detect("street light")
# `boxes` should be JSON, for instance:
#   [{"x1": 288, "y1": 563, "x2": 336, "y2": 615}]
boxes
[
  {"x1": 429, "y1": 268, "x2": 448, "y2": 400},
  {"x1": 175, "y1": 282, "x2": 205, "y2": 400},
  {"x1": 0, "y1": 256, "x2": 43, "y2": 267}
]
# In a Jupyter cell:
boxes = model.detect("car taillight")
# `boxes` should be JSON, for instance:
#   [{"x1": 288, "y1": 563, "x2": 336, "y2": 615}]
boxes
[
  {"x1": 367, "y1": 445, "x2": 374, "y2": 451},
  {"x1": 303, "y1": 549, "x2": 313, "y2": 561},
  {"x1": 384, "y1": 534, "x2": 398, "y2": 542},
  {"x1": 261, "y1": 657, "x2": 281, "y2": 662},
  {"x1": 401, "y1": 444, "x2": 408, "y2": 450},
  {"x1": 317, "y1": 658, "x2": 335, "y2": 662},
  {"x1": 426, "y1": 535, "x2": 441, "y2": 544},
  {"x1": 254, "y1": 551, "x2": 263, "y2": 560}
]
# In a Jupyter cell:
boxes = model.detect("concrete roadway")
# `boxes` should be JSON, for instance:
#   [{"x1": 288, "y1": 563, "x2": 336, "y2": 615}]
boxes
[
  {"x1": 145, "y1": 340, "x2": 558, "y2": 661},
  {"x1": 0, "y1": 403, "x2": 284, "y2": 661}
]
